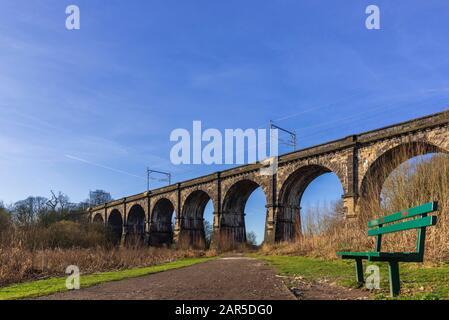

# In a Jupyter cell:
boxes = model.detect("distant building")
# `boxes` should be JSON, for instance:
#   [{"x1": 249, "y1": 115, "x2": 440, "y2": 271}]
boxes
[{"x1": 89, "y1": 190, "x2": 113, "y2": 206}]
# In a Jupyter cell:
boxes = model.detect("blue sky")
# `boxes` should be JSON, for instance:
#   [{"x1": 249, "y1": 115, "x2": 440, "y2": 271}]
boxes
[{"x1": 1, "y1": 1, "x2": 449, "y2": 243}]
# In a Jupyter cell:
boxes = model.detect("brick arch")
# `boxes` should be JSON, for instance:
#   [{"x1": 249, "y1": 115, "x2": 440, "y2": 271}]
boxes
[
  {"x1": 277, "y1": 154, "x2": 350, "y2": 197},
  {"x1": 149, "y1": 197, "x2": 175, "y2": 247},
  {"x1": 125, "y1": 204, "x2": 146, "y2": 245},
  {"x1": 150, "y1": 192, "x2": 178, "y2": 219},
  {"x1": 180, "y1": 184, "x2": 218, "y2": 211},
  {"x1": 125, "y1": 198, "x2": 149, "y2": 221},
  {"x1": 92, "y1": 212, "x2": 104, "y2": 224},
  {"x1": 278, "y1": 163, "x2": 345, "y2": 205},
  {"x1": 359, "y1": 140, "x2": 448, "y2": 204},
  {"x1": 181, "y1": 189, "x2": 214, "y2": 217},
  {"x1": 220, "y1": 178, "x2": 268, "y2": 244},
  {"x1": 276, "y1": 163, "x2": 345, "y2": 242},
  {"x1": 106, "y1": 205, "x2": 125, "y2": 224},
  {"x1": 179, "y1": 190, "x2": 214, "y2": 249},
  {"x1": 220, "y1": 171, "x2": 272, "y2": 206},
  {"x1": 107, "y1": 209, "x2": 123, "y2": 245}
]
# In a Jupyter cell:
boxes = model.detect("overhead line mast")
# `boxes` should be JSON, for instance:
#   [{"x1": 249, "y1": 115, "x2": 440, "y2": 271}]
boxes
[
  {"x1": 270, "y1": 120, "x2": 297, "y2": 151},
  {"x1": 146, "y1": 168, "x2": 172, "y2": 192}
]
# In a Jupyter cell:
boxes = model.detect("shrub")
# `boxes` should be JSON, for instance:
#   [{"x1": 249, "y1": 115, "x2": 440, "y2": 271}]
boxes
[
  {"x1": 0, "y1": 206, "x2": 11, "y2": 232},
  {"x1": 46, "y1": 221, "x2": 108, "y2": 249}
]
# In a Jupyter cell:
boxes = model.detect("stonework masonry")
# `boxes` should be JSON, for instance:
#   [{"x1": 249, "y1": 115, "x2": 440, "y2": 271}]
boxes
[{"x1": 89, "y1": 111, "x2": 449, "y2": 248}]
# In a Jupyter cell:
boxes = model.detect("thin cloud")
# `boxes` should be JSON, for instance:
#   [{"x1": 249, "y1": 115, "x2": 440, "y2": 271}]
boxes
[{"x1": 65, "y1": 154, "x2": 145, "y2": 180}]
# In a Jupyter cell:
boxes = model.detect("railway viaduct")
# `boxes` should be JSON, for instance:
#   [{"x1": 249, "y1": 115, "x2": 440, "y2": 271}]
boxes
[{"x1": 88, "y1": 110, "x2": 449, "y2": 248}]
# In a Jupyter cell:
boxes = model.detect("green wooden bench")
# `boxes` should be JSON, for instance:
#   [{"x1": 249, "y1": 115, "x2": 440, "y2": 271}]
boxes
[{"x1": 337, "y1": 202, "x2": 438, "y2": 297}]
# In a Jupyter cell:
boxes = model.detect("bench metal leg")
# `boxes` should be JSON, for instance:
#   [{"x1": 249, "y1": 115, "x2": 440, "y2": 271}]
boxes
[
  {"x1": 355, "y1": 259, "x2": 364, "y2": 287},
  {"x1": 388, "y1": 261, "x2": 400, "y2": 297}
]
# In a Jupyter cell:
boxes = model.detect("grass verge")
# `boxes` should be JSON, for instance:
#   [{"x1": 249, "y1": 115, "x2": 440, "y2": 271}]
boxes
[
  {"x1": 0, "y1": 257, "x2": 213, "y2": 300},
  {"x1": 256, "y1": 255, "x2": 449, "y2": 300}
]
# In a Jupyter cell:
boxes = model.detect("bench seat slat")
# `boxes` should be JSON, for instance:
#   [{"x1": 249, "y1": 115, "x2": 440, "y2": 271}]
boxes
[
  {"x1": 367, "y1": 216, "x2": 437, "y2": 236},
  {"x1": 336, "y1": 251, "x2": 421, "y2": 262},
  {"x1": 368, "y1": 202, "x2": 437, "y2": 227},
  {"x1": 337, "y1": 251, "x2": 416, "y2": 257}
]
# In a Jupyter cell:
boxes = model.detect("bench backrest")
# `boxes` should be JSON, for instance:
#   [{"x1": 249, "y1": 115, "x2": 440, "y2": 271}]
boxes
[{"x1": 367, "y1": 202, "x2": 438, "y2": 255}]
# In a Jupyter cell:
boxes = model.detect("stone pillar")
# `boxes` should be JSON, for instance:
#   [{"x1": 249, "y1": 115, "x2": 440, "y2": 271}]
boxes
[
  {"x1": 172, "y1": 183, "x2": 182, "y2": 247},
  {"x1": 173, "y1": 216, "x2": 181, "y2": 246},
  {"x1": 145, "y1": 192, "x2": 151, "y2": 246},
  {"x1": 144, "y1": 223, "x2": 151, "y2": 246},
  {"x1": 210, "y1": 172, "x2": 222, "y2": 249},
  {"x1": 296, "y1": 206, "x2": 302, "y2": 239},
  {"x1": 264, "y1": 204, "x2": 276, "y2": 244},
  {"x1": 103, "y1": 206, "x2": 108, "y2": 227},
  {"x1": 120, "y1": 201, "x2": 127, "y2": 246},
  {"x1": 210, "y1": 211, "x2": 221, "y2": 249},
  {"x1": 343, "y1": 139, "x2": 360, "y2": 220},
  {"x1": 120, "y1": 224, "x2": 128, "y2": 246},
  {"x1": 343, "y1": 194, "x2": 358, "y2": 219}
]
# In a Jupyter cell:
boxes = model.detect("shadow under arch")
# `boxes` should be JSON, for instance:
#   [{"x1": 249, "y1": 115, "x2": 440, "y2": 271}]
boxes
[
  {"x1": 150, "y1": 198, "x2": 175, "y2": 247},
  {"x1": 107, "y1": 209, "x2": 123, "y2": 245},
  {"x1": 180, "y1": 190, "x2": 213, "y2": 249},
  {"x1": 126, "y1": 204, "x2": 146, "y2": 246},
  {"x1": 221, "y1": 179, "x2": 268, "y2": 245},
  {"x1": 360, "y1": 141, "x2": 448, "y2": 208},
  {"x1": 277, "y1": 164, "x2": 345, "y2": 242}
]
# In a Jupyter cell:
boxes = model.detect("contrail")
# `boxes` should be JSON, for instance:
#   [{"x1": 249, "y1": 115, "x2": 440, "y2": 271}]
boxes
[{"x1": 65, "y1": 154, "x2": 145, "y2": 180}]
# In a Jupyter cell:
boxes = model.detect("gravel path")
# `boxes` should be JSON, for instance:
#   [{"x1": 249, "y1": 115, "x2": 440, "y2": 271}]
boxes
[{"x1": 38, "y1": 256, "x2": 296, "y2": 300}]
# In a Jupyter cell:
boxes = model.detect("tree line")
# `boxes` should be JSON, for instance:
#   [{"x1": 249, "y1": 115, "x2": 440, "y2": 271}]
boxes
[{"x1": 0, "y1": 190, "x2": 113, "y2": 249}]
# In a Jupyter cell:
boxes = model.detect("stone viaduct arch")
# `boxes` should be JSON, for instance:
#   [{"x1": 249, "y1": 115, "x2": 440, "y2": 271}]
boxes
[
  {"x1": 357, "y1": 119, "x2": 449, "y2": 211},
  {"x1": 126, "y1": 204, "x2": 146, "y2": 244},
  {"x1": 107, "y1": 209, "x2": 123, "y2": 245},
  {"x1": 221, "y1": 179, "x2": 266, "y2": 244},
  {"x1": 88, "y1": 110, "x2": 449, "y2": 249},
  {"x1": 179, "y1": 189, "x2": 213, "y2": 249},
  {"x1": 360, "y1": 142, "x2": 443, "y2": 202},
  {"x1": 149, "y1": 198, "x2": 175, "y2": 247},
  {"x1": 92, "y1": 213, "x2": 104, "y2": 224},
  {"x1": 276, "y1": 162, "x2": 346, "y2": 242}
]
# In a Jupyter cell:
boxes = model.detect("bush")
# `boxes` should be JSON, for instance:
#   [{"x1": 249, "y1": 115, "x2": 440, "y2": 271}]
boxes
[
  {"x1": 0, "y1": 205, "x2": 13, "y2": 245},
  {"x1": 46, "y1": 221, "x2": 108, "y2": 249},
  {"x1": 8, "y1": 221, "x2": 108, "y2": 250},
  {"x1": 246, "y1": 231, "x2": 258, "y2": 246},
  {"x1": 0, "y1": 206, "x2": 11, "y2": 232}
]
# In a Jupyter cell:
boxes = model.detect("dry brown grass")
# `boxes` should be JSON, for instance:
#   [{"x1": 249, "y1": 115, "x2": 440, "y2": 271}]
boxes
[
  {"x1": 0, "y1": 245, "x2": 205, "y2": 287},
  {"x1": 211, "y1": 229, "x2": 257, "y2": 252},
  {"x1": 177, "y1": 230, "x2": 207, "y2": 250},
  {"x1": 0, "y1": 219, "x2": 210, "y2": 287},
  {"x1": 261, "y1": 150, "x2": 449, "y2": 263}
]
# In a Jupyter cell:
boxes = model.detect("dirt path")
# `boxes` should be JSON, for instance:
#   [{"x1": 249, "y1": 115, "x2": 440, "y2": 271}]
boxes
[
  {"x1": 281, "y1": 276, "x2": 370, "y2": 300},
  {"x1": 38, "y1": 257, "x2": 295, "y2": 300},
  {"x1": 38, "y1": 256, "x2": 369, "y2": 300}
]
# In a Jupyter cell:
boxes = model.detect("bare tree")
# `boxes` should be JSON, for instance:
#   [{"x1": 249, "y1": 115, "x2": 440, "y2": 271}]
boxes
[
  {"x1": 12, "y1": 196, "x2": 48, "y2": 226},
  {"x1": 204, "y1": 220, "x2": 213, "y2": 247},
  {"x1": 246, "y1": 231, "x2": 257, "y2": 246},
  {"x1": 47, "y1": 191, "x2": 73, "y2": 213},
  {"x1": 0, "y1": 202, "x2": 11, "y2": 232}
]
